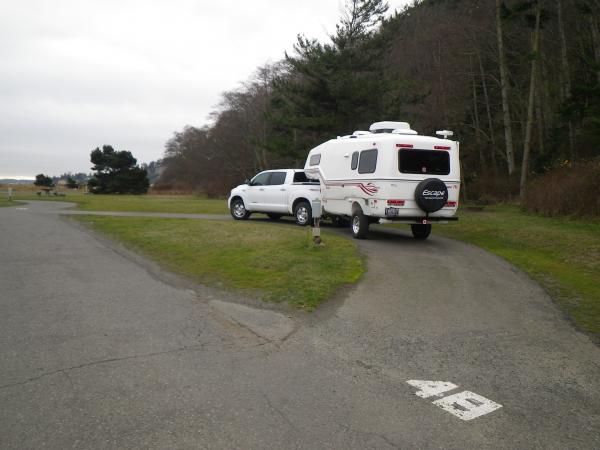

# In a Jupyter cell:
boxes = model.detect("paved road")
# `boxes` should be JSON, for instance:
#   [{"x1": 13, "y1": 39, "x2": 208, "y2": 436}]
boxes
[{"x1": 1, "y1": 201, "x2": 599, "y2": 449}]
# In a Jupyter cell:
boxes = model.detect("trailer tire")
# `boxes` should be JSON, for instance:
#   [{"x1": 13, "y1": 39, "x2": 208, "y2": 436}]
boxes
[
  {"x1": 293, "y1": 201, "x2": 312, "y2": 226},
  {"x1": 351, "y1": 209, "x2": 369, "y2": 239},
  {"x1": 411, "y1": 224, "x2": 432, "y2": 240},
  {"x1": 414, "y1": 178, "x2": 448, "y2": 213}
]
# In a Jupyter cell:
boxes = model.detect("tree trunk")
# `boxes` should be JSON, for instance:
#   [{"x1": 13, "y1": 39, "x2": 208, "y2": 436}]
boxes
[
  {"x1": 520, "y1": 1, "x2": 542, "y2": 198},
  {"x1": 558, "y1": 0, "x2": 575, "y2": 161},
  {"x1": 471, "y1": 56, "x2": 486, "y2": 167},
  {"x1": 476, "y1": 48, "x2": 497, "y2": 171},
  {"x1": 591, "y1": 13, "x2": 600, "y2": 85},
  {"x1": 495, "y1": 0, "x2": 515, "y2": 175}
]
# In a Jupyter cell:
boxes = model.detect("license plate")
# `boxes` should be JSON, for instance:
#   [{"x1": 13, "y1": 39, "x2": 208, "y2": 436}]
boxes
[{"x1": 385, "y1": 207, "x2": 400, "y2": 217}]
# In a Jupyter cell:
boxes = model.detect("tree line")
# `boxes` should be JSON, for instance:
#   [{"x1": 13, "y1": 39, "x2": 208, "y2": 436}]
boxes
[{"x1": 157, "y1": 0, "x2": 600, "y2": 204}]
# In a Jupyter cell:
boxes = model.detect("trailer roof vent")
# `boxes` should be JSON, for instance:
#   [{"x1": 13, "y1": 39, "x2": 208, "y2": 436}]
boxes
[
  {"x1": 392, "y1": 128, "x2": 418, "y2": 135},
  {"x1": 369, "y1": 121, "x2": 413, "y2": 134}
]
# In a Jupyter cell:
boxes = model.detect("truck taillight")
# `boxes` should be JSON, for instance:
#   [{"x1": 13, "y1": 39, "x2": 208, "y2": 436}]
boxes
[{"x1": 387, "y1": 199, "x2": 405, "y2": 206}]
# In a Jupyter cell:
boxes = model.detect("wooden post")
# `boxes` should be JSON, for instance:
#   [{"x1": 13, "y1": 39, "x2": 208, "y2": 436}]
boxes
[
  {"x1": 311, "y1": 199, "x2": 322, "y2": 245},
  {"x1": 312, "y1": 217, "x2": 322, "y2": 245}
]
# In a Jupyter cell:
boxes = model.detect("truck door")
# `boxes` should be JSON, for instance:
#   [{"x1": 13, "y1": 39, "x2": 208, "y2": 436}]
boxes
[
  {"x1": 263, "y1": 171, "x2": 288, "y2": 213},
  {"x1": 246, "y1": 171, "x2": 271, "y2": 209}
]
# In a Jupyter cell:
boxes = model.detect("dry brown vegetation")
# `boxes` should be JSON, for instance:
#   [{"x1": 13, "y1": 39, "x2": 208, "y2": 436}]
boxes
[{"x1": 523, "y1": 159, "x2": 600, "y2": 218}]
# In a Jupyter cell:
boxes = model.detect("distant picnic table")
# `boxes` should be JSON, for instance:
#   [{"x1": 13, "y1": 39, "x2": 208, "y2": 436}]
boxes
[{"x1": 37, "y1": 188, "x2": 65, "y2": 196}]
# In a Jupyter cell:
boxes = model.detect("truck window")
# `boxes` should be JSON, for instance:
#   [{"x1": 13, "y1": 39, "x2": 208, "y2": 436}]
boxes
[
  {"x1": 268, "y1": 172, "x2": 287, "y2": 185},
  {"x1": 293, "y1": 172, "x2": 317, "y2": 183},
  {"x1": 250, "y1": 172, "x2": 270, "y2": 186},
  {"x1": 398, "y1": 150, "x2": 450, "y2": 175},
  {"x1": 309, "y1": 154, "x2": 321, "y2": 165},
  {"x1": 351, "y1": 151, "x2": 359, "y2": 170},
  {"x1": 358, "y1": 149, "x2": 378, "y2": 174}
]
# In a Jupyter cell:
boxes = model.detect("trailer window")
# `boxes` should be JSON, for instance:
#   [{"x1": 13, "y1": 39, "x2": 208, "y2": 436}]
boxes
[
  {"x1": 351, "y1": 151, "x2": 359, "y2": 170},
  {"x1": 398, "y1": 150, "x2": 450, "y2": 175},
  {"x1": 309, "y1": 154, "x2": 321, "y2": 165},
  {"x1": 358, "y1": 149, "x2": 378, "y2": 174},
  {"x1": 268, "y1": 172, "x2": 287, "y2": 185}
]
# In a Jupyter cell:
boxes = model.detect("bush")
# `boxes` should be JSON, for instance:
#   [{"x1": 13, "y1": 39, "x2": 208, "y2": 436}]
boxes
[
  {"x1": 465, "y1": 170, "x2": 520, "y2": 204},
  {"x1": 522, "y1": 159, "x2": 600, "y2": 218}
]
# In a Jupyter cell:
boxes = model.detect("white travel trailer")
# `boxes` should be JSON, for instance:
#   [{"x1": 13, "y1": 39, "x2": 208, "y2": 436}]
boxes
[{"x1": 304, "y1": 121, "x2": 460, "y2": 239}]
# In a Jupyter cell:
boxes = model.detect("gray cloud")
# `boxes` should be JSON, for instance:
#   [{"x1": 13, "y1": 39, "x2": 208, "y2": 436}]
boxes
[{"x1": 0, "y1": 0, "x2": 408, "y2": 178}]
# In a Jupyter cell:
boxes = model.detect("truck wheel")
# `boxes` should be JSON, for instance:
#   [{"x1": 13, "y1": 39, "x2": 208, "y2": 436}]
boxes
[
  {"x1": 411, "y1": 224, "x2": 431, "y2": 240},
  {"x1": 230, "y1": 198, "x2": 250, "y2": 220},
  {"x1": 267, "y1": 213, "x2": 282, "y2": 221},
  {"x1": 351, "y1": 209, "x2": 369, "y2": 239},
  {"x1": 293, "y1": 201, "x2": 312, "y2": 226}
]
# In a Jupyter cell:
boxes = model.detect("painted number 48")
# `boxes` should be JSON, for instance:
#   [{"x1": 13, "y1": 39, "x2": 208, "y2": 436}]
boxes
[{"x1": 406, "y1": 380, "x2": 502, "y2": 421}]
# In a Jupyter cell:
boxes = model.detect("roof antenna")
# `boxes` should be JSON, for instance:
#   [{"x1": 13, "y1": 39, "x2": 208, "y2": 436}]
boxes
[{"x1": 436, "y1": 130, "x2": 454, "y2": 139}]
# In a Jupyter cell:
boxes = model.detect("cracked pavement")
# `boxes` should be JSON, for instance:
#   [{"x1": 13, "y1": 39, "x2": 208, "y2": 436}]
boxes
[{"x1": 1, "y1": 201, "x2": 599, "y2": 449}]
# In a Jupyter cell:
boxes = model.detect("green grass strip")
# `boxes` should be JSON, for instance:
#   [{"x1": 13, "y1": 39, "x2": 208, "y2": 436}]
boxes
[
  {"x1": 75, "y1": 216, "x2": 363, "y2": 310},
  {"x1": 15, "y1": 193, "x2": 229, "y2": 214}
]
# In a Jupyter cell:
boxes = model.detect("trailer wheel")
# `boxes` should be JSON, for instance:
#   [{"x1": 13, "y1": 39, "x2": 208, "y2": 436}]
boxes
[
  {"x1": 267, "y1": 213, "x2": 282, "y2": 221},
  {"x1": 293, "y1": 201, "x2": 312, "y2": 226},
  {"x1": 411, "y1": 224, "x2": 432, "y2": 240},
  {"x1": 351, "y1": 209, "x2": 369, "y2": 239},
  {"x1": 230, "y1": 198, "x2": 250, "y2": 220}
]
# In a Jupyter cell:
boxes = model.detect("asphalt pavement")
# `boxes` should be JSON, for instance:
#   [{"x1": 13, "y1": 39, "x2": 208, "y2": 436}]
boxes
[{"x1": 1, "y1": 201, "x2": 599, "y2": 449}]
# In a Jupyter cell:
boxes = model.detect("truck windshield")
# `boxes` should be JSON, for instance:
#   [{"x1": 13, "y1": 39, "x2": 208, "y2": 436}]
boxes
[{"x1": 398, "y1": 150, "x2": 450, "y2": 175}]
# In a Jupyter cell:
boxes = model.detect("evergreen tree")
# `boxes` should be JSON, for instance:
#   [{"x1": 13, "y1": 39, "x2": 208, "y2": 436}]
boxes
[
  {"x1": 34, "y1": 174, "x2": 53, "y2": 187},
  {"x1": 267, "y1": 0, "x2": 402, "y2": 159},
  {"x1": 88, "y1": 145, "x2": 149, "y2": 194}
]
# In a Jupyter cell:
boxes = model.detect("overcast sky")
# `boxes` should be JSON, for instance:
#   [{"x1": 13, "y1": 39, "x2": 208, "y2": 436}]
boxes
[{"x1": 0, "y1": 0, "x2": 409, "y2": 178}]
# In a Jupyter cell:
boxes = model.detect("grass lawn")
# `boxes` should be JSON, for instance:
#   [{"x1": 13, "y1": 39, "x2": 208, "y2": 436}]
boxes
[
  {"x1": 0, "y1": 198, "x2": 22, "y2": 207},
  {"x1": 431, "y1": 204, "x2": 600, "y2": 339},
  {"x1": 74, "y1": 216, "x2": 364, "y2": 310},
  {"x1": 15, "y1": 192, "x2": 228, "y2": 215}
]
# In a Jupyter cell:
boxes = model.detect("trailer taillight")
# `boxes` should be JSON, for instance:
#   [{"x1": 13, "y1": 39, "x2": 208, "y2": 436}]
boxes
[
  {"x1": 434, "y1": 145, "x2": 451, "y2": 150},
  {"x1": 396, "y1": 144, "x2": 413, "y2": 148},
  {"x1": 387, "y1": 199, "x2": 405, "y2": 206},
  {"x1": 445, "y1": 201, "x2": 457, "y2": 207}
]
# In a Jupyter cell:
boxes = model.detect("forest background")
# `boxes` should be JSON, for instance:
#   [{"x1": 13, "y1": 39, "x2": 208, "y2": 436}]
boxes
[{"x1": 156, "y1": 0, "x2": 600, "y2": 218}]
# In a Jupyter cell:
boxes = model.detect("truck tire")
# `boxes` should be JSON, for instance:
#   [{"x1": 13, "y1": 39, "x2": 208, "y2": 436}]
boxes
[
  {"x1": 414, "y1": 178, "x2": 448, "y2": 213},
  {"x1": 351, "y1": 209, "x2": 369, "y2": 239},
  {"x1": 230, "y1": 198, "x2": 251, "y2": 220},
  {"x1": 411, "y1": 224, "x2": 432, "y2": 240},
  {"x1": 293, "y1": 201, "x2": 312, "y2": 226},
  {"x1": 267, "y1": 213, "x2": 282, "y2": 221}
]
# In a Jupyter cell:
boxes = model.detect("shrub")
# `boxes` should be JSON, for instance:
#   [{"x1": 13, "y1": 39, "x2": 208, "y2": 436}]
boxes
[
  {"x1": 465, "y1": 170, "x2": 520, "y2": 204},
  {"x1": 522, "y1": 159, "x2": 600, "y2": 218}
]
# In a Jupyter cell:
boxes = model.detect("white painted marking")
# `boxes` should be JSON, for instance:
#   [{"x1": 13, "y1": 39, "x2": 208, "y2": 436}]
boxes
[
  {"x1": 406, "y1": 380, "x2": 458, "y2": 398},
  {"x1": 16, "y1": 207, "x2": 28, "y2": 211},
  {"x1": 432, "y1": 391, "x2": 502, "y2": 421}
]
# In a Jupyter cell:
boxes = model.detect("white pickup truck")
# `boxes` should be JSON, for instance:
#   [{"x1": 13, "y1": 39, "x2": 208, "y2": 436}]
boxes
[{"x1": 228, "y1": 169, "x2": 320, "y2": 225}]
